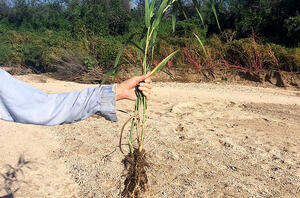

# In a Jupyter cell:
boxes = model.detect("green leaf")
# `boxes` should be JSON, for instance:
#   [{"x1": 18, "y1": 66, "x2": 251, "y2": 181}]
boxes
[
  {"x1": 145, "y1": 0, "x2": 150, "y2": 28},
  {"x1": 152, "y1": 30, "x2": 158, "y2": 44},
  {"x1": 150, "y1": 29, "x2": 158, "y2": 64},
  {"x1": 191, "y1": 0, "x2": 204, "y2": 25},
  {"x1": 150, "y1": 50, "x2": 179, "y2": 76},
  {"x1": 129, "y1": 41, "x2": 144, "y2": 53},
  {"x1": 149, "y1": 0, "x2": 157, "y2": 18},
  {"x1": 195, "y1": 7, "x2": 204, "y2": 25},
  {"x1": 210, "y1": 0, "x2": 221, "y2": 32},
  {"x1": 193, "y1": 33, "x2": 208, "y2": 58},
  {"x1": 172, "y1": 10, "x2": 177, "y2": 32},
  {"x1": 152, "y1": 0, "x2": 169, "y2": 29}
]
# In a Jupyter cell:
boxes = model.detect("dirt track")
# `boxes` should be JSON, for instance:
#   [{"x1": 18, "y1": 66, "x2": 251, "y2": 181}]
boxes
[{"x1": 0, "y1": 74, "x2": 299, "y2": 197}]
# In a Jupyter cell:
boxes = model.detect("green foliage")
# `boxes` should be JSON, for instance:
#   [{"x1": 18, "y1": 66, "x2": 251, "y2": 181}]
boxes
[
  {"x1": 83, "y1": 56, "x2": 97, "y2": 70},
  {"x1": 174, "y1": 18, "x2": 207, "y2": 37},
  {"x1": 284, "y1": 16, "x2": 300, "y2": 47},
  {"x1": 0, "y1": 0, "x2": 131, "y2": 38},
  {"x1": 86, "y1": 36, "x2": 120, "y2": 69},
  {"x1": 174, "y1": 0, "x2": 300, "y2": 47},
  {"x1": 0, "y1": 0, "x2": 299, "y2": 75},
  {"x1": 269, "y1": 44, "x2": 300, "y2": 72},
  {"x1": 0, "y1": 27, "x2": 121, "y2": 73}
]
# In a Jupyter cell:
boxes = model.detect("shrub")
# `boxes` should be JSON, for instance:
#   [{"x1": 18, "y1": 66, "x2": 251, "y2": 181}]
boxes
[
  {"x1": 223, "y1": 36, "x2": 279, "y2": 72},
  {"x1": 86, "y1": 36, "x2": 120, "y2": 70},
  {"x1": 270, "y1": 44, "x2": 300, "y2": 72}
]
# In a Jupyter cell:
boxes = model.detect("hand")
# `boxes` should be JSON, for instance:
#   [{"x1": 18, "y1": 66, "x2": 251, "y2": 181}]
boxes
[{"x1": 115, "y1": 73, "x2": 152, "y2": 101}]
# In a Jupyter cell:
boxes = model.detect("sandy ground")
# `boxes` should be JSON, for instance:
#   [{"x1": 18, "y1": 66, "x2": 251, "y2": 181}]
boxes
[{"x1": 0, "y1": 74, "x2": 299, "y2": 198}]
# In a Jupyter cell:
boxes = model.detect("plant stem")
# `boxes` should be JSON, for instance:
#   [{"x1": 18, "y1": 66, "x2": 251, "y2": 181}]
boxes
[
  {"x1": 128, "y1": 119, "x2": 134, "y2": 154},
  {"x1": 139, "y1": 96, "x2": 147, "y2": 152},
  {"x1": 129, "y1": 97, "x2": 140, "y2": 154}
]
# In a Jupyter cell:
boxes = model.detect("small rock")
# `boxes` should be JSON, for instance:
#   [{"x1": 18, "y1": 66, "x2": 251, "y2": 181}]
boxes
[
  {"x1": 229, "y1": 166, "x2": 238, "y2": 171},
  {"x1": 226, "y1": 101, "x2": 236, "y2": 107},
  {"x1": 239, "y1": 104, "x2": 248, "y2": 108},
  {"x1": 176, "y1": 124, "x2": 184, "y2": 132},
  {"x1": 179, "y1": 136, "x2": 186, "y2": 140},
  {"x1": 271, "y1": 167, "x2": 280, "y2": 171},
  {"x1": 219, "y1": 140, "x2": 232, "y2": 148}
]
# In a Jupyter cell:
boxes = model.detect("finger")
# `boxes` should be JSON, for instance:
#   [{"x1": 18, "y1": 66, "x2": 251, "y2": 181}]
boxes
[
  {"x1": 142, "y1": 91, "x2": 150, "y2": 100},
  {"x1": 140, "y1": 82, "x2": 152, "y2": 89},
  {"x1": 144, "y1": 77, "x2": 152, "y2": 84},
  {"x1": 138, "y1": 86, "x2": 151, "y2": 93},
  {"x1": 138, "y1": 87, "x2": 151, "y2": 98}
]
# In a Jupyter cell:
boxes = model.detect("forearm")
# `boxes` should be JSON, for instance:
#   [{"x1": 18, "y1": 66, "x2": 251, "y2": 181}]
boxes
[{"x1": 0, "y1": 69, "x2": 117, "y2": 125}]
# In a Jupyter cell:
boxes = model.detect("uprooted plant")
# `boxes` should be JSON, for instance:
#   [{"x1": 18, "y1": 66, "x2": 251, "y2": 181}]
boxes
[{"x1": 101, "y1": 0, "x2": 178, "y2": 197}]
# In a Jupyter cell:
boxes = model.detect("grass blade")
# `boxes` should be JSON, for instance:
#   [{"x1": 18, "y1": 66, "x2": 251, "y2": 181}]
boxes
[
  {"x1": 191, "y1": 0, "x2": 204, "y2": 25},
  {"x1": 193, "y1": 33, "x2": 208, "y2": 58},
  {"x1": 195, "y1": 7, "x2": 204, "y2": 25},
  {"x1": 129, "y1": 41, "x2": 144, "y2": 53},
  {"x1": 149, "y1": 0, "x2": 157, "y2": 18},
  {"x1": 210, "y1": 0, "x2": 221, "y2": 32},
  {"x1": 152, "y1": 0, "x2": 169, "y2": 28},
  {"x1": 177, "y1": 0, "x2": 188, "y2": 20},
  {"x1": 150, "y1": 50, "x2": 179, "y2": 76},
  {"x1": 172, "y1": 9, "x2": 177, "y2": 32},
  {"x1": 145, "y1": 0, "x2": 150, "y2": 28}
]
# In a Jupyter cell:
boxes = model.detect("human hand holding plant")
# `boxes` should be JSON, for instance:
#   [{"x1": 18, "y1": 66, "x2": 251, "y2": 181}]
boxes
[{"x1": 116, "y1": 73, "x2": 152, "y2": 101}]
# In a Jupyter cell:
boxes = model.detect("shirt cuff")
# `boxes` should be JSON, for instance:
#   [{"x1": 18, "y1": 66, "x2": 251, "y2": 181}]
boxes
[{"x1": 95, "y1": 84, "x2": 118, "y2": 122}]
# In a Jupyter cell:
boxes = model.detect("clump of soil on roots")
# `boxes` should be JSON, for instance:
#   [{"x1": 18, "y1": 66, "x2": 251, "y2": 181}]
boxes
[{"x1": 121, "y1": 149, "x2": 149, "y2": 198}]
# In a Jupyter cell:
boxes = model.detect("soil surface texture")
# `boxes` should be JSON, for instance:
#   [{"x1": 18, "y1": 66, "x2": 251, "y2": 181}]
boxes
[{"x1": 0, "y1": 73, "x2": 299, "y2": 197}]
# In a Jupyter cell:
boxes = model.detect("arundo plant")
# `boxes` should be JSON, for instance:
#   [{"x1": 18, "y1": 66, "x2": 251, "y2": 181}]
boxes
[{"x1": 101, "y1": 0, "x2": 178, "y2": 197}]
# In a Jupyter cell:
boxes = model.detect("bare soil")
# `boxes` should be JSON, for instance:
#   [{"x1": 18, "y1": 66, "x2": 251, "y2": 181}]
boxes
[{"x1": 0, "y1": 73, "x2": 299, "y2": 198}]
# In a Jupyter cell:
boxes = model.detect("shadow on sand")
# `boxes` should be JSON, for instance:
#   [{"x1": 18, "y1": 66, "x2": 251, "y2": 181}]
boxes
[{"x1": 0, "y1": 155, "x2": 30, "y2": 198}]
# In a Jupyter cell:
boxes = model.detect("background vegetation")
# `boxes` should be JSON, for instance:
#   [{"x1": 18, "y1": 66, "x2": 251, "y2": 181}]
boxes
[{"x1": 0, "y1": 0, "x2": 299, "y2": 81}]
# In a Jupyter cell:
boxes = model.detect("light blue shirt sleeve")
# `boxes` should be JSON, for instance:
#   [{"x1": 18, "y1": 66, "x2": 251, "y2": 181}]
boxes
[{"x1": 0, "y1": 68, "x2": 117, "y2": 126}]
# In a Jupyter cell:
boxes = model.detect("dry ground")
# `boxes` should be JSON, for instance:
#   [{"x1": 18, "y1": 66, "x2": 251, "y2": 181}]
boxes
[{"x1": 0, "y1": 74, "x2": 299, "y2": 198}]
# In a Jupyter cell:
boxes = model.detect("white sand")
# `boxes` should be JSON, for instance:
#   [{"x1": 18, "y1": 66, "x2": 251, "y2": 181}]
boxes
[{"x1": 0, "y1": 74, "x2": 299, "y2": 197}]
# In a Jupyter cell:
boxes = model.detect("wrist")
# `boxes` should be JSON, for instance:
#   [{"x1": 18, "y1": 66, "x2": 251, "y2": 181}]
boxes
[{"x1": 115, "y1": 84, "x2": 124, "y2": 101}]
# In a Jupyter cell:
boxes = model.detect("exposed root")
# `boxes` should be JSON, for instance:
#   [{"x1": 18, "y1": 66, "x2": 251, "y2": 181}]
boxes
[
  {"x1": 119, "y1": 115, "x2": 135, "y2": 154},
  {"x1": 121, "y1": 149, "x2": 149, "y2": 198}
]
